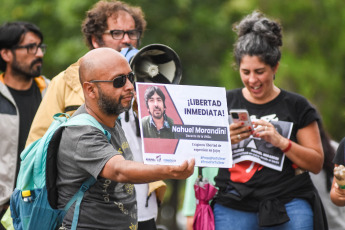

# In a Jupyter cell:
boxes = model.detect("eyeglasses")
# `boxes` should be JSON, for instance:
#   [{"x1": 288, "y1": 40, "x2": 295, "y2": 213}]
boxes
[
  {"x1": 89, "y1": 72, "x2": 135, "y2": 88},
  {"x1": 12, "y1": 43, "x2": 47, "y2": 55},
  {"x1": 104, "y1": 29, "x2": 141, "y2": 40}
]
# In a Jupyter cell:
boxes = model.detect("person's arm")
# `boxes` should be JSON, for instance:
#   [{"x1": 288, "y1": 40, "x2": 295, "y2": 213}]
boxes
[
  {"x1": 100, "y1": 155, "x2": 195, "y2": 183},
  {"x1": 330, "y1": 164, "x2": 345, "y2": 206},
  {"x1": 186, "y1": 216, "x2": 194, "y2": 230},
  {"x1": 253, "y1": 120, "x2": 323, "y2": 174},
  {"x1": 26, "y1": 64, "x2": 86, "y2": 146}
]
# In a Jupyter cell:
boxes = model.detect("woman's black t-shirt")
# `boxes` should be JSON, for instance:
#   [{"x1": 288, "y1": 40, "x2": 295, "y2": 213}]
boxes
[{"x1": 215, "y1": 88, "x2": 319, "y2": 210}]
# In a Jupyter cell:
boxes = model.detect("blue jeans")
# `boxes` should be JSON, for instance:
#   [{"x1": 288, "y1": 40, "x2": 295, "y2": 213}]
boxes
[{"x1": 214, "y1": 198, "x2": 313, "y2": 230}]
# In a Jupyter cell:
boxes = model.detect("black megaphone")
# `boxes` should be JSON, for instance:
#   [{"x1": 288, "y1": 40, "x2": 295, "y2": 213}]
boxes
[{"x1": 120, "y1": 44, "x2": 182, "y2": 84}]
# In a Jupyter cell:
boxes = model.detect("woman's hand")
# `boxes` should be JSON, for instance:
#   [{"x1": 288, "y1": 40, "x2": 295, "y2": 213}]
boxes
[
  {"x1": 229, "y1": 121, "x2": 253, "y2": 144},
  {"x1": 251, "y1": 120, "x2": 323, "y2": 173},
  {"x1": 252, "y1": 120, "x2": 288, "y2": 149}
]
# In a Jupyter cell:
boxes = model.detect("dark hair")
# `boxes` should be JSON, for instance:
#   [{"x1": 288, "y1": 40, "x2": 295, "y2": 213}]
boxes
[
  {"x1": 81, "y1": 0, "x2": 147, "y2": 50},
  {"x1": 144, "y1": 86, "x2": 166, "y2": 108},
  {"x1": 0, "y1": 21, "x2": 43, "y2": 72},
  {"x1": 233, "y1": 11, "x2": 282, "y2": 68}
]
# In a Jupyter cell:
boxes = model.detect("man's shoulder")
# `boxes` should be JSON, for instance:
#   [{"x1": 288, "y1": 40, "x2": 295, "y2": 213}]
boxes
[
  {"x1": 142, "y1": 115, "x2": 150, "y2": 123},
  {"x1": 0, "y1": 76, "x2": 8, "y2": 94},
  {"x1": 141, "y1": 116, "x2": 152, "y2": 129},
  {"x1": 51, "y1": 60, "x2": 80, "y2": 86},
  {"x1": 166, "y1": 115, "x2": 174, "y2": 124}
]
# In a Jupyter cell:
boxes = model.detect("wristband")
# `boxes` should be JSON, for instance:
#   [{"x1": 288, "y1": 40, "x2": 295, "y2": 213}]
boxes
[{"x1": 282, "y1": 140, "x2": 292, "y2": 152}]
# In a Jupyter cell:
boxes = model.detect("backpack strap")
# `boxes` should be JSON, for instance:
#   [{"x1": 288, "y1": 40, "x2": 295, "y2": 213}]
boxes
[
  {"x1": 46, "y1": 127, "x2": 66, "y2": 209},
  {"x1": 63, "y1": 113, "x2": 111, "y2": 141},
  {"x1": 64, "y1": 176, "x2": 96, "y2": 230},
  {"x1": 46, "y1": 113, "x2": 111, "y2": 209},
  {"x1": 46, "y1": 112, "x2": 111, "y2": 227}
]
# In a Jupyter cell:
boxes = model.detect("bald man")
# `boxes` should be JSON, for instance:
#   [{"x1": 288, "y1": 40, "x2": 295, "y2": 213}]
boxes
[{"x1": 56, "y1": 48, "x2": 194, "y2": 230}]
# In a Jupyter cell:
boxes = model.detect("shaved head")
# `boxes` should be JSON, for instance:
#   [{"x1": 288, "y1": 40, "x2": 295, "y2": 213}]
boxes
[
  {"x1": 79, "y1": 47, "x2": 129, "y2": 84},
  {"x1": 80, "y1": 47, "x2": 134, "y2": 124}
]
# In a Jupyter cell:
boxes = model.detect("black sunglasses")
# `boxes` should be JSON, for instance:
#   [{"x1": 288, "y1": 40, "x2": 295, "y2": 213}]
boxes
[{"x1": 89, "y1": 72, "x2": 135, "y2": 88}]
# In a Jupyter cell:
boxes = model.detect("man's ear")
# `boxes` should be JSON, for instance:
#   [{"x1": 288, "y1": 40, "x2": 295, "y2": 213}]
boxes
[
  {"x1": 83, "y1": 82, "x2": 97, "y2": 99},
  {"x1": 0, "y1": 49, "x2": 13, "y2": 62},
  {"x1": 91, "y1": 35, "x2": 101, "y2": 49}
]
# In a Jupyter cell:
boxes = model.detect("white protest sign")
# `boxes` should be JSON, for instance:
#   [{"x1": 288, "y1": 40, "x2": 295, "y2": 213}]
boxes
[{"x1": 136, "y1": 83, "x2": 232, "y2": 168}]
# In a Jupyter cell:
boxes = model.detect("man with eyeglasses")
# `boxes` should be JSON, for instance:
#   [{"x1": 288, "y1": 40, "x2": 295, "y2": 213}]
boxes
[
  {"x1": 26, "y1": 1, "x2": 165, "y2": 230},
  {"x1": 27, "y1": 0, "x2": 146, "y2": 145},
  {"x1": 0, "y1": 21, "x2": 50, "y2": 228}
]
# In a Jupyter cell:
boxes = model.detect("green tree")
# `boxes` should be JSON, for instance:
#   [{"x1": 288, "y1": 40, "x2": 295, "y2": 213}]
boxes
[
  {"x1": 2, "y1": 1, "x2": 345, "y2": 229},
  {"x1": 2, "y1": 0, "x2": 344, "y2": 140}
]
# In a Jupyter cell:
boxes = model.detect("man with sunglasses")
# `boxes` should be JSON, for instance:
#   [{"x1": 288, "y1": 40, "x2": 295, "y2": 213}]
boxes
[
  {"x1": 89, "y1": 71, "x2": 135, "y2": 88},
  {"x1": 25, "y1": 1, "x2": 166, "y2": 230},
  {"x1": 56, "y1": 47, "x2": 194, "y2": 230},
  {"x1": 0, "y1": 21, "x2": 50, "y2": 228}
]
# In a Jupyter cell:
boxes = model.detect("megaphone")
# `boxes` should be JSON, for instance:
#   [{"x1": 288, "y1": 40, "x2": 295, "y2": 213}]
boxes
[{"x1": 120, "y1": 44, "x2": 182, "y2": 84}]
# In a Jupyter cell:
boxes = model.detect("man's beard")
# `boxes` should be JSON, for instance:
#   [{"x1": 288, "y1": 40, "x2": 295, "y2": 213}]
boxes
[
  {"x1": 11, "y1": 56, "x2": 43, "y2": 80},
  {"x1": 152, "y1": 108, "x2": 164, "y2": 120},
  {"x1": 97, "y1": 86, "x2": 132, "y2": 116}
]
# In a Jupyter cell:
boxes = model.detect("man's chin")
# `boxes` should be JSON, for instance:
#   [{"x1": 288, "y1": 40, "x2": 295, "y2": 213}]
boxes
[
  {"x1": 115, "y1": 104, "x2": 132, "y2": 115},
  {"x1": 153, "y1": 111, "x2": 163, "y2": 117},
  {"x1": 152, "y1": 114, "x2": 163, "y2": 120},
  {"x1": 25, "y1": 72, "x2": 41, "y2": 80},
  {"x1": 29, "y1": 69, "x2": 42, "y2": 79},
  {"x1": 124, "y1": 102, "x2": 132, "y2": 111}
]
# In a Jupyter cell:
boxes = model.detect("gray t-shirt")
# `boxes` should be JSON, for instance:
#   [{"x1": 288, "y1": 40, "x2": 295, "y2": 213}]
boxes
[{"x1": 57, "y1": 105, "x2": 137, "y2": 229}]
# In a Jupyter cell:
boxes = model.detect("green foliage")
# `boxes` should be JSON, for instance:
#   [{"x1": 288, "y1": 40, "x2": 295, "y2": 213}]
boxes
[
  {"x1": 258, "y1": 0, "x2": 345, "y2": 140},
  {"x1": 2, "y1": 1, "x2": 345, "y2": 229},
  {"x1": 1, "y1": 0, "x2": 344, "y2": 141},
  {"x1": 0, "y1": 0, "x2": 95, "y2": 77},
  {"x1": 219, "y1": 0, "x2": 345, "y2": 141}
]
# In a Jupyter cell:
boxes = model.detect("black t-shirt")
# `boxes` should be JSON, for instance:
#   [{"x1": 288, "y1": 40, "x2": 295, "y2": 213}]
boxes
[
  {"x1": 215, "y1": 88, "x2": 319, "y2": 210},
  {"x1": 333, "y1": 137, "x2": 345, "y2": 165},
  {"x1": 7, "y1": 82, "x2": 42, "y2": 176}
]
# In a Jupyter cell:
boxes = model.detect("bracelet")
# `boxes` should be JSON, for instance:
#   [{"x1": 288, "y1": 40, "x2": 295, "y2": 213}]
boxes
[{"x1": 282, "y1": 139, "x2": 292, "y2": 152}]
